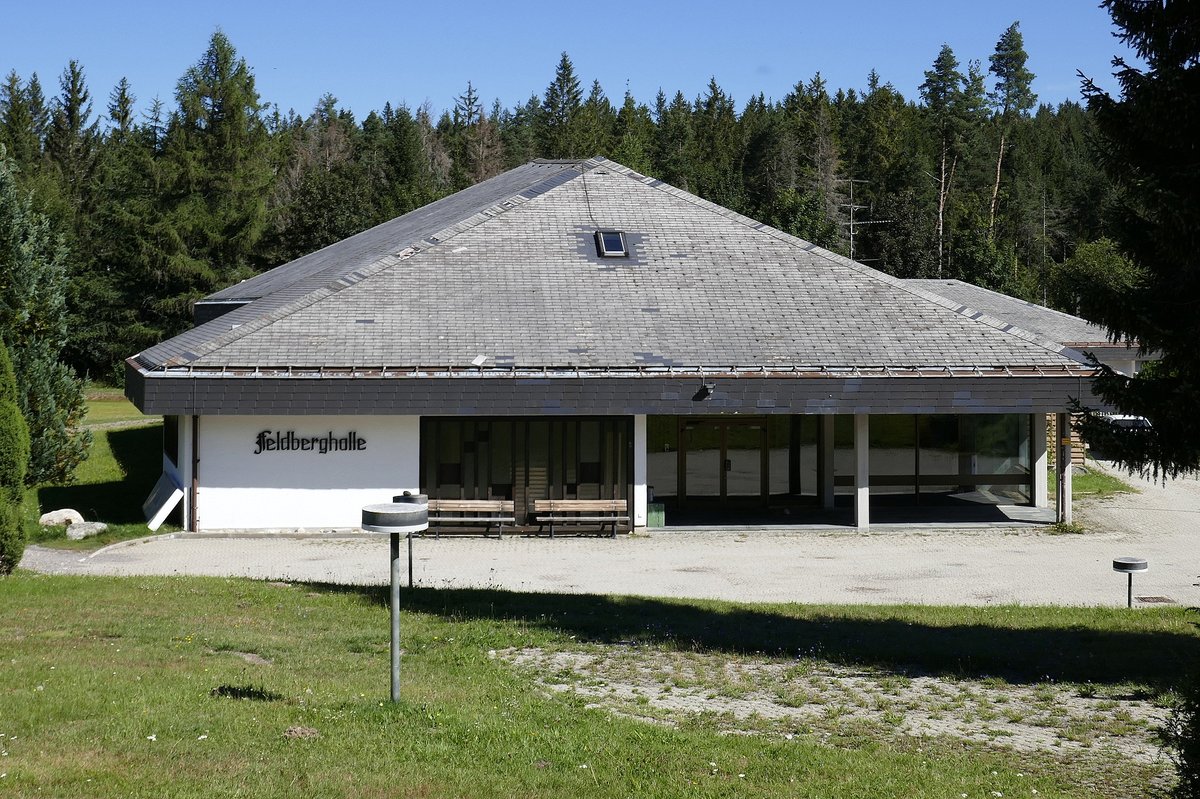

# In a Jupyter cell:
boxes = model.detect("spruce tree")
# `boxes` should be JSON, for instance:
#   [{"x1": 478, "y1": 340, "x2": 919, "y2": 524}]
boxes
[
  {"x1": 0, "y1": 148, "x2": 90, "y2": 484},
  {"x1": 0, "y1": 339, "x2": 28, "y2": 574},
  {"x1": 539, "y1": 53, "x2": 582, "y2": 158},
  {"x1": 611, "y1": 90, "x2": 654, "y2": 174},
  {"x1": 1074, "y1": 0, "x2": 1200, "y2": 479}
]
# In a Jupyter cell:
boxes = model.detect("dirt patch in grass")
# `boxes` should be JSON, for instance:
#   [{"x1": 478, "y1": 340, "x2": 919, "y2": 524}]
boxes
[{"x1": 502, "y1": 646, "x2": 1172, "y2": 779}]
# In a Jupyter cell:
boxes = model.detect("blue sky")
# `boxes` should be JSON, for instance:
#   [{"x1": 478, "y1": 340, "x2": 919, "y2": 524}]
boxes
[{"x1": 3, "y1": 1, "x2": 1134, "y2": 123}]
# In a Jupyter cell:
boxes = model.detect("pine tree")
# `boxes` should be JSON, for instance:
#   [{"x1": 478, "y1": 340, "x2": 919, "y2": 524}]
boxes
[
  {"x1": 0, "y1": 339, "x2": 29, "y2": 574},
  {"x1": 0, "y1": 149, "x2": 90, "y2": 484},
  {"x1": 1073, "y1": 0, "x2": 1200, "y2": 480},
  {"x1": 987, "y1": 22, "x2": 1037, "y2": 239},
  {"x1": 920, "y1": 45, "x2": 966, "y2": 275}
]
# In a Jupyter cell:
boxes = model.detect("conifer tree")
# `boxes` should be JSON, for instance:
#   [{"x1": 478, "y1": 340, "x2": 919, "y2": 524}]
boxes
[
  {"x1": 539, "y1": 52, "x2": 582, "y2": 158},
  {"x1": 147, "y1": 31, "x2": 273, "y2": 336},
  {"x1": 653, "y1": 90, "x2": 695, "y2": 191},
  {"x1": 611, "y1": 90, "x2": 654, "y2": 174},
  {"x1": 0, "y1": 339, "x2": 28, "y2": 575},
  {"x1": 920, "y1": 45, "x2": 966, "y2": 275},
  {"x1": 107, "y1": 77, "x2": 135, "y2": 135},
  {"x1": 0, "y1": 72, "x2": 41, "y2": 168},
  {"x1": 0, "y1": 149, "x2": 90, "y2": 484},
  {"x1": 46, "y1": 60, "x2": 100, "y2": 236},
  {"x1": 1074, "y1": 0, "x2": 1200, "y2": 479},
  {"x1": 987, "y1": 22, "x2": 1036, "y2": 239}
]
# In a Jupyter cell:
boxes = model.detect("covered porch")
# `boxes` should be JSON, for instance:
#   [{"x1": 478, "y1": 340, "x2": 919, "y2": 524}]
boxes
[{"x1": 418, "y1": 411, "x2": 1075, "y2": 531}]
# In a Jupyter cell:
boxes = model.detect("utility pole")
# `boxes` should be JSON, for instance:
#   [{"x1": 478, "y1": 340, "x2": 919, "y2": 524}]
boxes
[
  {"x1": 837, "y1": 178, "x2": 892, "y2": 263},
  {"x1": 838, "y1": 178, "x2": 868, "y2": 260}
]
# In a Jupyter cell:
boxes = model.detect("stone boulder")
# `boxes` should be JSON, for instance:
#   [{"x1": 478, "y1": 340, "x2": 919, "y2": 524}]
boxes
[
  {"x1": 66, "y1": 522, "x2": 108, "y2": 541},
  {"x1": 39, "y1": 509, "x2": 84, "y2": 527}
]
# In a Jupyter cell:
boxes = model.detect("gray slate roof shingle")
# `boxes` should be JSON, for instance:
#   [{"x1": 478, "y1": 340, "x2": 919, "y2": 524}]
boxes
[
  {"x1": 134, "y1": 159, "x2": 1092, "y2": 374},
  {"x1": 906, "y1": 279, "x2": 1122, "y2": 348}
]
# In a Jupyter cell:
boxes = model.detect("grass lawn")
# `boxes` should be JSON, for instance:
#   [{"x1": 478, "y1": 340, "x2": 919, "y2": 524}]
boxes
[
  {"x1": 1073, "y1": 463, "x2": 1138, "y2": 500},
  {"x1": 29, "y1": 420, "x2": 173, "y2": 549},
  {"x1": 0, "y1": 573, "x2": 1191, "y2": 798},
  {"x1": 83, "y1": 388, "x2": 156, "y2": 426}
]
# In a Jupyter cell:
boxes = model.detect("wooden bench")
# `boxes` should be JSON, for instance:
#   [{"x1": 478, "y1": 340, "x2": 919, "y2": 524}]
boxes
[
  {"x1": 426, "y1": 499, "x2": 515, "y2": 538},
  {"x1": 531, "y1": 499, "x2": 630, "y2": 538}
]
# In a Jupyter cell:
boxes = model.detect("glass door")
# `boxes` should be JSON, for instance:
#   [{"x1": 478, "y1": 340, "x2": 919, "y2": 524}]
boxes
[{"x1": 679, "y1": 418, "x2": 768, "y2": 508}]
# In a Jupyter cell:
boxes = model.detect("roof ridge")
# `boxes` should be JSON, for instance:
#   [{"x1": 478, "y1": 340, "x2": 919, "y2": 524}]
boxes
[{"x1": 599, "y1": 163, "x2": 1092, "y2": 366}]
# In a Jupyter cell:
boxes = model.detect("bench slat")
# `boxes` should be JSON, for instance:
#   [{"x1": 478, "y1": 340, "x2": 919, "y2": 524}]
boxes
[
  {"x1": 538, "y1": 516, "x2": 630, "y2": 523},
  {"x1": 429, "y1": 516, "x2": 516, "y2": 524},
  {"x1": 428, "y1": 500, "x2": 514, "y2": 512},
  {"x1": 531, "y1": 500, "x2": 627, "y2": 512}
]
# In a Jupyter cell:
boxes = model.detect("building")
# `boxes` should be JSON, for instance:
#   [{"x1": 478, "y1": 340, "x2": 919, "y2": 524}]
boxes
[
  {"x1": 907, "y1": 279, "x2": 1147, "y2": 376},
  {"x1": 126, "y1": 158, "x2": 1099, "y2": 532}
]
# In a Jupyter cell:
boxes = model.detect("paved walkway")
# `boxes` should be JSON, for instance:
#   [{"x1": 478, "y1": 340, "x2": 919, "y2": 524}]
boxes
[{"x1": 21, "y1": 463, "x2": 1200, "y2": 607}]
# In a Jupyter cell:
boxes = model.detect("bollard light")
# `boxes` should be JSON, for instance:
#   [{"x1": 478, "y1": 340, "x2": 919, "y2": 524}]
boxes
[
  {"x1": 363, "y1": 493, "x2": 428, "y2": 701},
  {"x1": 1112, "y1": 557, "x2": 1148, "y2": 608}
]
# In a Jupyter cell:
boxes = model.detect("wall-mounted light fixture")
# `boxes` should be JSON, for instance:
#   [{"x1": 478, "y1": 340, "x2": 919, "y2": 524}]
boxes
[{"x1": 692, "y1": 382, "x2": 715, "y2": 402}]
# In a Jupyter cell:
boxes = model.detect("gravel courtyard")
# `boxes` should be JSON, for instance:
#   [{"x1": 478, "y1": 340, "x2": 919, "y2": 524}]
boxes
[{"x1": 22, "y1": 463, "x2": 1200, "y2": 608}]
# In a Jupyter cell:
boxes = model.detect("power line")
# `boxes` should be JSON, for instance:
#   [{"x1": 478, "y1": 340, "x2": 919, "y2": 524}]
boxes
[{"x1": 836, "y1": 178, "x2": 891, "y2": 261}]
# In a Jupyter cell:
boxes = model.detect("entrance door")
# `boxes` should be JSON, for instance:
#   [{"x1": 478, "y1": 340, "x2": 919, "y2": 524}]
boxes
[{"x1": 679, "y1": 418, "x2": 768, "y2": 507}]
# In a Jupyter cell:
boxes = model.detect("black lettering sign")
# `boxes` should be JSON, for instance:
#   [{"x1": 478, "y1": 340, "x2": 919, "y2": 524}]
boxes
[{"x1": 253, "y1": 430, "x2": 367, "y2": 454}]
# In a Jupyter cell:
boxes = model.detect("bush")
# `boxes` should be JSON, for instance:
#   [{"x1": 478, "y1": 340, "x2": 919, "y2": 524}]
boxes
[
  {"x1": 1168, "y1": 653, "x2": 1200, "y2": 798},
  {"x1": 0, "y1": 341, "x2": 29, "y2": 574}
]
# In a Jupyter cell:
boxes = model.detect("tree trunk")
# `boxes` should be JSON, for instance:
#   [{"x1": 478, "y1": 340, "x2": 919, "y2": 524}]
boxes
[
  {"x1": 936, "y1": 145, "x2": 947, "y2": 276},
  {"x1": 989, "y1": 128, "x2": 1006, "y2": 241},
  {"x1": 936, "y1": 144, "x2": 956, "y2": 278}
]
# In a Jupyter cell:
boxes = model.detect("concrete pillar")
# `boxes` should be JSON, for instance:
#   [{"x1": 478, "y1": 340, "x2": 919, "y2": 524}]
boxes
[
  {"x1": 180, "y1": 415, "x2": 196, "y2": 532},
  {"x1": 818, "y1": 415, "x2": 836, "y2": 510},
  {"x1": 1033, "y1": 414, "x2": 1049, "y2": 508},
  {"x1": 633, "y1": 414, "x2": 648, "y2": 527},
  {"x1": 1055, "y1": 412, "x2": 1073, "y2": 524},
  {"x1": 854, "y1": 414, "x2": 870, "y2": 529}
]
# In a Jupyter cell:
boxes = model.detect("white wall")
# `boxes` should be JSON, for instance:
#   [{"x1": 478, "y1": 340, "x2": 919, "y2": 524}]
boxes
[{"x1": 196, "y1": 415, "x2": 419, "y2": 530}]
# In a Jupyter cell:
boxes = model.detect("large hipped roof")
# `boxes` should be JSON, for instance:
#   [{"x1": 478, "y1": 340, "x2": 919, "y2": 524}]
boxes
[{"x1": 133, "y1": 159, "x2": 1090, "y2": 376}]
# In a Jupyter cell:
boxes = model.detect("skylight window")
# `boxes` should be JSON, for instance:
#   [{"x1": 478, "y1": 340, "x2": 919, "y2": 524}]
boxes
[{"x1": 595, "y1": 230, "x2": 628, "y2": 258}]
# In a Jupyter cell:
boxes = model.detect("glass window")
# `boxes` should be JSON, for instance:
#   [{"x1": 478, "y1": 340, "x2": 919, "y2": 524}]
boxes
[
  {"x1": 647, "y1": 416, "x2": 678, "y2": 500},
  {"x1": 596, "y1": 230, "x2": 627, "y2": 257},
  {"x1": 869, "y1": 415, "x2": 915, "y2": 496}
]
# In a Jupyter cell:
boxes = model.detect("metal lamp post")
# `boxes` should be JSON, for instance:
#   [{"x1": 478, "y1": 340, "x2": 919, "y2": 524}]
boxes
[
  {"x1": 1112, "y1": 557, "x2": 1148, "y2": 608},
  {"x1": 362, "y1": 493, "x2": 428, "y2": 701}
]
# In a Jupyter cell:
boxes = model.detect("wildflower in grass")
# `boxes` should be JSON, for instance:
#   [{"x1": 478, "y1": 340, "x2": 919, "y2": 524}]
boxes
[
  {"x1": 197, "y1": 735, "x2": 208, "y2": 741},
  {"x1": 146, "y1": 734, "x2": 156, "y2": 742}
]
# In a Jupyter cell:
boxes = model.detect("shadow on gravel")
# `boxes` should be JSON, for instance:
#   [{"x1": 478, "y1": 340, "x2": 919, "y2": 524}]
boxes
[{"x1": 304, "y1": 583, "x2": 1200, "y2": 693}]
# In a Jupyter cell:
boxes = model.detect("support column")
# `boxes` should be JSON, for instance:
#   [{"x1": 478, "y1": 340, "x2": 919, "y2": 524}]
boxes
[
  {"x1": 633, "y1": 414, "x2": 648, "y2": 528},
  {"x1": 178, "y1": 415, "x2": 195, "y2": 532},
  {"x1": 1033, "y1": 414, "x2": 1049, "y2": 508},
  {"x1": 854, "y1": 414, "x2": 870, "y2": 529},
  {"x1": 1055, "y1": 412, "x2": 1072, "y2": 524},
  {"x1": 818, "y1": 415, "x2": 836, "y2": 510}
]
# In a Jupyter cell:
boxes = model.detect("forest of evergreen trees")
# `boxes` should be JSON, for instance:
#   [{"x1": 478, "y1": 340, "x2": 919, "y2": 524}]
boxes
[{"x1": 1, "y1": 24, "x2": 1124, "y2": 387}]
